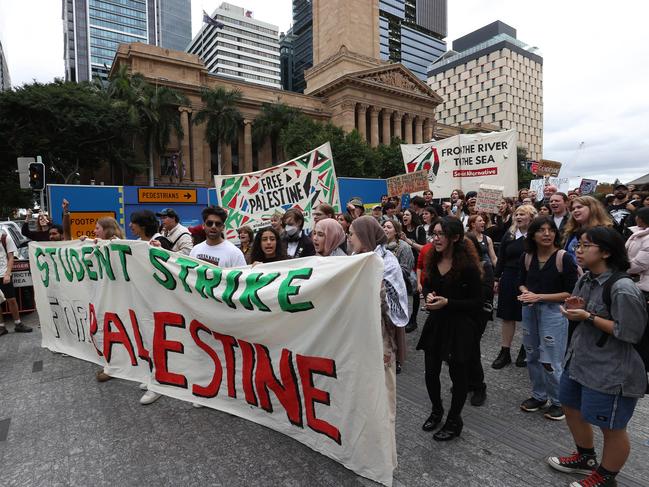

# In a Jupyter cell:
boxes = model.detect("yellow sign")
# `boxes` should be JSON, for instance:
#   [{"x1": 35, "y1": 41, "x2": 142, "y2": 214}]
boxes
[
  {"x1": 69, "y1": 211, "x2": 117, "y2": 239},
  {"x1": 138, "y1": 188, "x2": 197, "y2": 204}
]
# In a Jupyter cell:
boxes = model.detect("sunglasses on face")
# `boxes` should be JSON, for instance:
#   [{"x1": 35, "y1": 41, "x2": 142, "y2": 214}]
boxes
[{"x1": 204, "y1": 220, "x2": 224, "y2": 228}]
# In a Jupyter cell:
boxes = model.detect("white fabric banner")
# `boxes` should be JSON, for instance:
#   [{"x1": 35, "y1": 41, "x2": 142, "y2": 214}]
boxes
[
  {"x1": 401, "y1": 129, "x2": 518, "y2": 197},
  {"x1": 30, "y1": 241, "x2": 395, "y2": 486}
]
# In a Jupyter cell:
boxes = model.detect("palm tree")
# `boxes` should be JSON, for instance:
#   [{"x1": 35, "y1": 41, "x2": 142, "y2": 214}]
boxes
[
  {"x1": 193, "y1": 87, "x2": 243, "y2": 176},
  {"x1": 253, "y1": 102, "x2": 300, "y2": 164}
]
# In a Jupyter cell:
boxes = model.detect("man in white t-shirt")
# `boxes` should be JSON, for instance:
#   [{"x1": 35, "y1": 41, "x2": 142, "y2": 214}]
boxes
[
  {"x1": 0, "y1": 230, "x2": 32, "y2": 336},
  {"x1": 190, "y1": 207, "x2": 246, "y2": 268},
  {"x1": 549, "y1": 192, "x2": 569, "y2": 233}
]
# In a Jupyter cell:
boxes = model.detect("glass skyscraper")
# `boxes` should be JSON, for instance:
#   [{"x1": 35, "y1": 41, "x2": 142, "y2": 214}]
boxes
[
  {"x1": 63, "y1": 0, "x2": 191, "y2": 82},
  {"x1": 286, "y1": 0, "x2": 446, "y2": 92}
]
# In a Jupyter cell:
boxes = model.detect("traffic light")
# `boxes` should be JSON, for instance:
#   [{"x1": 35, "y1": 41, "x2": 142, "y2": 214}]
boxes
[{"x1": 29, "y1": 162, "x2": 45, "y2": 190}]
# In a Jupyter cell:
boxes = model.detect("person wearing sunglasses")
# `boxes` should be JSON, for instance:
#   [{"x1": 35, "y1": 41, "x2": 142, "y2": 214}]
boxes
[{"x1": 189, "y1": 206, "x2": 246, "y2": 268}]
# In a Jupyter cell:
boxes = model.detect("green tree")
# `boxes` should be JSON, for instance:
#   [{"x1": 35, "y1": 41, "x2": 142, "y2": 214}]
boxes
[
  {"x1": 517, "y1": 146, "x2": 534, "y2": 189},
  {"x1": 374, "y1": 138, "x2": 405, "y2": 179},
  {"x1": 252, "y1": 102, "x2": 300, "y2": 164},
  {"x1": 193, "y1": 86, "x2": 243, "y2": 176}
]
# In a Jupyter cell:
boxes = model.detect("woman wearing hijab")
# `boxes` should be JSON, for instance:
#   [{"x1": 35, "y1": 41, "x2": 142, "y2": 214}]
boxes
[
  {"x1": 313, "y1": 219, "x2": 347, "y2": 257},
  {"x1": 349, "y1": 216, "x2": 409, "y2": 465}
]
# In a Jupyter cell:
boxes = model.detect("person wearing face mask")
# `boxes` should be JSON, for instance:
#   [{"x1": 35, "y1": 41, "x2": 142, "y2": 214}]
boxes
[{"x1": 281, "y1": 209, "x2": 315, "y2": 259}]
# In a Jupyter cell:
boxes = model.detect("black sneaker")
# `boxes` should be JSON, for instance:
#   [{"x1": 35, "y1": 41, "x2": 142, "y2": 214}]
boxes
[
  {"x1": 470, "y1": 388, "x2": 487, "y2": 407},
  {"x1": 547, "y1": 451, "x2": 598, "y2": 475},
  {"x1": 404, "y1": 321, "x2": 418, "y2": 334},
  {"x1": 568, "y1": 470, "x2": 616, "y2": 487},
  {"x1": 520, "y1": 397, "x2": 547, "y2": 412},
  {"x1": 14, "y1": 323, "x2": 33, "y2": 333},
  {"x1": 491, "y1": 347, "x2": 511, "y2": 369},
  {"x1": 0, "y1": 327, "x2": 7, "y2": 337},
  {"x1": 544, "y1": 404, "x2": 565, "y2": 421},
  {"x1": 515, "y1": 345, "x2": 527, "y2": 367}
]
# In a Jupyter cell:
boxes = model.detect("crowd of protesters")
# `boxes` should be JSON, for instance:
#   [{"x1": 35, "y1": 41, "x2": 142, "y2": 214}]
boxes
[{"x1": 2, "y1": 181, "x2": 648, "y2": 487}]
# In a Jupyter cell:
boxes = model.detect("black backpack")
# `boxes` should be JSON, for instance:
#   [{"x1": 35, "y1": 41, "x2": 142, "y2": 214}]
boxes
[
  {"x1": 155, "y1": 232, "x2": 191, "y2": 252},
  {"x1": 581, "y1": 272, "x2": 649, "y2": 373}
]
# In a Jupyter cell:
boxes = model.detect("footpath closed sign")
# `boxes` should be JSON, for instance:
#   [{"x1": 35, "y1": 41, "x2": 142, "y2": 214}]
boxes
[
  {"x1": 138, "y1": 188, "x2": 197, "y2": 204},
  {"x1": 29, "y1": 241, "x2": 395, "y2": 486},
  {"x1": 69, "y1": 211, "x2": 116, "y2": 239}
]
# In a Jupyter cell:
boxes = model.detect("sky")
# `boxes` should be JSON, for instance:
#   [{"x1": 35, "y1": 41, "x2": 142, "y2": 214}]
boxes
[{"x1": 0, "y1": 0, "x2": 647, "y2": 184}]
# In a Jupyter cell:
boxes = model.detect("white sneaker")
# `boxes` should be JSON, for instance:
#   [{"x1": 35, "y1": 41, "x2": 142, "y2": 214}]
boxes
[
  {"x1": 139, "y1": 383, "x2": 148, "y2": 391},
  {"x1": 140, "y1": 390, "x2": 161, "y2": 405},
  {"x1": 192, "y1": 403, "x2": 204, "y2": 408}
]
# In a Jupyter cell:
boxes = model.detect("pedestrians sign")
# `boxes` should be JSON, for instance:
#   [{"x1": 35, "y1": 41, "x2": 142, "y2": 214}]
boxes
[{"x1": 137, "y1": 187, "x2": 197, "y2": 204}]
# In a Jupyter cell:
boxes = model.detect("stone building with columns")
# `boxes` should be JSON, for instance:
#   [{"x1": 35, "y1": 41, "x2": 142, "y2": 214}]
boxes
[{"x1": 109, "y1": 0, "x2": 446, "y2": 187}]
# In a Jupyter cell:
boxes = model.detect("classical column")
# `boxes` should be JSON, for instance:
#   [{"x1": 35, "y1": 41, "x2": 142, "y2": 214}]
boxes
[
  {"x1": 259, "y1": 137, "x2": 273, "y2": 169},
  {"x1": 392, "y1": 111, "x2": 402, "y2": 140},
  {"x1": 404, "y1": 114, "x2": 413, "y2": 144},
  {"x1": 424, "y1": 118, "x2": 433, "y2": 142},
  {"x1": 339, "y1": 100, "x2": 356, "y2": 133},
  {"x1": 243, "y1": 119, "x2": 253, "y2": 173},
  {"x1": 221, "y1": 142, "x2": 232, "y2": 175},
  {"x1": 178, "y1": 107, "x2": 191, "y2": 181},
  {"x1": 369, "y1": 106, "x2": 380, "y2": 147},
  {"x1": 414, "y1": 116, "x2": 424, "y2": 144},
  {"x1": 381, "y1": 109, "x2": 391, "y2": 145},
  {"x1": 357, "y1": 104, "x2": 368, "y2": 141}
]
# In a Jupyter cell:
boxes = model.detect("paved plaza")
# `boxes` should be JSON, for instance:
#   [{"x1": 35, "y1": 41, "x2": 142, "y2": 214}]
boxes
[{"x1": 1, "y1": 310, "x2": 648, "y2": 487}]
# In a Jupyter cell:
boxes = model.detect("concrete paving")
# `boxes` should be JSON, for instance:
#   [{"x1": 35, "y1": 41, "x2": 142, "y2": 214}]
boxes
[{"x1": 1, "y1": 309, "x2": 648, "y2": 486}]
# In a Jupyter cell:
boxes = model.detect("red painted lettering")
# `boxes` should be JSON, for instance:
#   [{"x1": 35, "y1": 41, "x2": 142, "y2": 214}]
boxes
[
  {"x1": 190, "y1": 320, "x2": 223, "y2": 398},
  {"x1": 152, "y1": 311, "x2": 188, "y2": 388}
]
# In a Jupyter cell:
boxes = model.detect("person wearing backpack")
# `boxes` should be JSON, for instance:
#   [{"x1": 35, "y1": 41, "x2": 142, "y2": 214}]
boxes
[
  {"x1": 0, "y1": 230, "x2": 33, "y2": 336},
  {"x1": 548, "y1": 227, "x2": 647, "y2": 487},
  {"x1": 156, "y1": 208, "x2": 193, "y2": 255},
  {"x1": 518, "y1": 217, "x2": 578, "y2": 421}
]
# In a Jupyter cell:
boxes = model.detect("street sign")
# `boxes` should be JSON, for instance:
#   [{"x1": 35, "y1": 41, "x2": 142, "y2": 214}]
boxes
[
  {"x1": 68, "y1": 211, "x2": 117, "y2": 239},
  {"x1": 12, "y1": 260, "x2": 32, "y2": 288},
  {"x1": 137, "y1": 187, "x2": 197, "y2": 204},
  {"x1": 17, "y1": 157, "x2": 36, "y2": 189}
]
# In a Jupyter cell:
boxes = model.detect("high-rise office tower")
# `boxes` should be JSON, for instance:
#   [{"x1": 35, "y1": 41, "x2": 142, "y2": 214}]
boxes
[
  {"x1": 286, "y1": 0, "x2": 447, "y2": 92},
  {"x1": 187, "y1": 3, "x2": 281, "y2": 89},
  {"x1": 0, "y1": 40, "x2": 10, "y2": 91},
  {"x1": 428, "y1": 21, "x2": 543, "y2": 160},
  {"x1": 62, "y1": 0, "x2": 192, "y2": 82}
]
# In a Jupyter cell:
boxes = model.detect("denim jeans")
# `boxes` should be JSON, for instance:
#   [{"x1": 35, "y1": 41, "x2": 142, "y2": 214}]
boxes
[{"x1": 522, "y1": 302, "x2": 568, "y2": 406}]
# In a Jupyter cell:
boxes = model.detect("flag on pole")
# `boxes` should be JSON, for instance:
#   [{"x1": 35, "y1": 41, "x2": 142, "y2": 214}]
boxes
[{"x1": 202, "y1": 10, "x2": 225, "y2": 28}]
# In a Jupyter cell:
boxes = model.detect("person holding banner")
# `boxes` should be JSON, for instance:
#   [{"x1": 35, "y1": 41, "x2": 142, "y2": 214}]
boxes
[
  {"x1": 250, "y1": 227, "x2": 287, "y2": 264},
  {"x1": 492, "y1": 205, "x2": 538, "y2": 369},
  {"x1": 349, "y1": 216, "x2": 409, "y2": 460},
  {"x1": 281, "y1": 209, "x2": 316, "y2": 259},
  {"x1": 189, "y1": 207, "x2": 247, "y2": 268},
  {"x1": 312, "y1": 218, "x2": 347, "y2": 257},
  {"x1": 416, "y1": 217, "x2": 483, "y2": 440}
]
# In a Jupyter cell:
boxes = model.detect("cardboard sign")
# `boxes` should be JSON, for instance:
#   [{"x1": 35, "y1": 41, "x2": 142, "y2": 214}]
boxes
[
  {"x1": 534, "y1": 159, "x2": 562, "y2": 176},
  {"x1": 529, "y1": 177, "x2": 571, "y2": 201},
  {"x1": 138, "y1": 188, "x2": 197, "y2": 204},
  {"x1": 11, "y1": 260, "x2": 32, "y2": 288},
  {"x1": 30, "y1": 241, "x2": 394, "y2": 486},
  {"x1": 475, "y1": 185, "x2": 504, "y2": 213},
  {"x1": 579, "y1": 178, "x2": 598, "y2": 195},
  {"x1": 69, "y1": 211, "x2": 117, "y2": 239},
  {"x1": 401, "y1": 130, "x2": 518, "y2": 196},
  {"x1": 386, "y1": 170, "x2": 429, "y2": 197}
]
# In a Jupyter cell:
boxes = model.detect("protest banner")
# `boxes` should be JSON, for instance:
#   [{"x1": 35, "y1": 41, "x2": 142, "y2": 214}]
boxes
[
  {"x1": 29, "y1": 241, "x2": 395, "y2": 486},
  {"x1": 214, "y1": 143, "x2": 341, "y2": 239},
  {"x1": 579, "y1": 178, "x2": 598, "y2": 195},
  {"x1": 529, "y1": 177, "x2": 571, "y2": 201},
  {"x1": 533, "y1": 159, "x2": 562, "y2": 176},
  {"x1": 386, "y1": 170, "x2": 429, "y2": 197},
  {"x1": 475, "y1": 185, "x2": 504, "y2": 213},
  {"x1": 401, "y1": 129, "x2": 518, "y2": 196}
]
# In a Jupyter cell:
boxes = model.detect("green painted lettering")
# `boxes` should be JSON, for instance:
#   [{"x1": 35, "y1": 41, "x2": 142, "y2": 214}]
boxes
[
  {"x1": 278, "y1": 268, "x2": 314, "y2": 313},
  {"x1": 195, "y1": 265, "x2": 223, "y2": 302},
  {"x1": 94, "y1": 246, "x2": 115, "y2": 280},
  {"x1": 149, "y1": 247, "x2": 176, "y2": 290},
  {"x1": 239, "y1": 272, "x2": 280, "y2": 312},
  {"x1": 68, "y1": 248, "x2": 85, "y2": 281},
  {"x1": 34, "y1": 247, "x2": 50, "y2": 287},
  {"x1": 176, "y1": 257, "x2": 200, "y2": 293},
  {"x1": 81, "y1": 246, "x2": 98, "y2": 281},
  {"x1": 44, "y1": 248, "x2": 61, "y2": 283},
  {"x1": 222, "y1": 270, "x2": 242, "y2": 309},
  {"x1": 110, "y1": 243, "x2": 132, "y2": 281},
  {"x1": 57, "y1": 248, "x2": 74, "y2": 282}
]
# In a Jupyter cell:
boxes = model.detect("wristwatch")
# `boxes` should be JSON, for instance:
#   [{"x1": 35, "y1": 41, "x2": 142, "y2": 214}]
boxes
[{"x1": 585, "y1": 313, "x2": 596, "y2": 325}]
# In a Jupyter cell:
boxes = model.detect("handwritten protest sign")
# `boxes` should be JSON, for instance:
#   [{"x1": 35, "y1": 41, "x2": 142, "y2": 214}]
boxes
[
  {"x1": 579, "y1": 178, "x2": 598, "y2": 195},
  {"x1": 30, "y1": 241, "x2": 395, "y2": 486},
  {"x1": 214, "y1": 143, "x2": 340, "y2": 240},
  {"x1": 386, "y1": 170, "x2": 429, "y2": 197},
  {"x1": 533, "y1": 159, "x2": 562, "y2": 176},
  {"x1": 475, "y1": 185, "x2": 504, "y2": 213},
  {"x1": 530, "y1": 177, "x2": 571, "y2": 201},
  {"x1": 401, "y1": 129, "x2": 518, "y2": 195}
]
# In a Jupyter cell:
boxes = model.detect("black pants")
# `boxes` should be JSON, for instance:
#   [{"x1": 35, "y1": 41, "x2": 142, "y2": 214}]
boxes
[
  {"x1": 411, "y1": 292, "x2": 420, "y2": 323},
  {"x1": 467, "y1": 318, "x2": 488, "y2": 392},
  {"x1": 424, "y1": 350, "x2": 469, "y2": 419}
]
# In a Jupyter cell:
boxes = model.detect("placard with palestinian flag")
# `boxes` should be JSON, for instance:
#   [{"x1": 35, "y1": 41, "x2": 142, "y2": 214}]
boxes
[
  {"x1": 214, "y1": 142, "x2": 341, "y2": 239},
  {"x1": 401, "y1": 129, "x2": 518, "y2": 196}
]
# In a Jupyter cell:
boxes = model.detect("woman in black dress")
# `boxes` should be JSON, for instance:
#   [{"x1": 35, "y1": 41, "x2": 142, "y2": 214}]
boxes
[
  {"x1": 417, "y1": 217, "x2": 483, "y2": 441},
  {"x1": 492, "y1": 204, "x2": 538, "y2": 369}
]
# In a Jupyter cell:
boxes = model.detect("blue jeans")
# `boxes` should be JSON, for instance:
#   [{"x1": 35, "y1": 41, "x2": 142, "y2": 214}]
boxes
[{"x1": 522, "y1": 302, "x2": 568, "y2": 406}]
